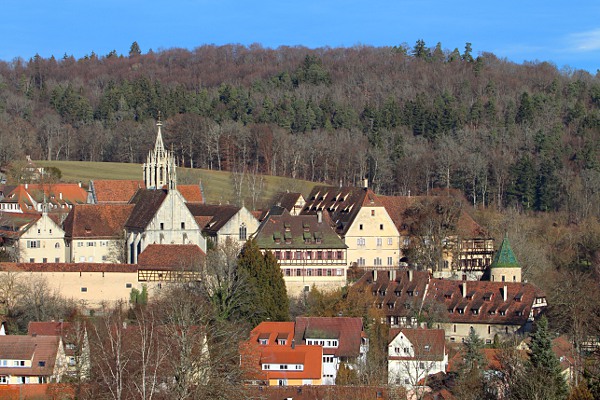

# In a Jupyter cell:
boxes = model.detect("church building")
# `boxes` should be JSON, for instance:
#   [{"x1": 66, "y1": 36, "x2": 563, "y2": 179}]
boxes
[{"x1": 125, "y1": 119, "x2": 206, "y2": 264}]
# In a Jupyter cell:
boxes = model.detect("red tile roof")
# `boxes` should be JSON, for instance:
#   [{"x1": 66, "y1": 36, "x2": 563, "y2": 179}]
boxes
[
  {"x1": 137, "y1": 244, "x2": 206, "y2": 270},
  {"x1": 240, "y1": 342, "x2": 323, "y2": 381},
  {"x1": 91, "y1": 180, "x2": 144, "y2": 203},
  {"x1": 294, "y1": 317, "x2": 364, "y2": 358},
  {"x1": 0, "y1": 212, "x2": 40, "y2": 239},
  {"x1": 2, "y1": 184, "x2": 88, "y2": 212},
  {"x1": 425, "y1": 279, "x2": 546, "y2": 326},
  {"x1": 249, "y1": 322, "x2": 296, "y2": 346},
  {"x1": 28, "y1": 321, "x2": 73, "y2": 337},
  {"x1": 63, "y1": 204, "x2": 134, "y2": 239},
  {"x1": 388, "y1": 328, "x2": 446, "y2": 361},
  {"x1": 177, "y1": 185, "x2": 203, "y2": 203},
  {"x1": 245, "y1": 386, "x2": 395, "y2": 400},
  {"x1": 0, "y1": 335, "x2": 61, "y2": 377}
]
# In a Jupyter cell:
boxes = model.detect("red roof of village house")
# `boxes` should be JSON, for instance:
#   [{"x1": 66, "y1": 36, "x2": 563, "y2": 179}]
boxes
[
  {"x1": 294, "y1": 317, "x2": 364, "y2": 358},
  {"x1": 240, "y1": 342, "x2": 323, "y2": 381},
  {"x1": 63, "y1": 204, "x2": 134, "y2": 239},
  {"x1": 137, "y1": 244, "x2": 206, "y2": 270},
  {"x1": 0, "y1": 212, "x2": 40, "y2": 239},
  {"x1": 245, "y1": 386, "x2": 395, "y2": 400},
  {"x1": 186, "y1": 204, "x2": 241, "y2": 235},
  {"x1": 28, "y1": 321, "x2": 73, "y2": 337},
  {"x1": 0, "y1": 335, "x2": 61, "y2": 377},
  {"x1": 2, "y1": 184, "x2": 88, "y2": 213},
  {"x1": 249, "y1": 322, "x2": 296, "y2": 346},
  {"x1": 0, "y1": 262, "x2": 138, "y2": 273},
  {"x1": 425, "y1": 279, "x2": 546, "y2": 326}
]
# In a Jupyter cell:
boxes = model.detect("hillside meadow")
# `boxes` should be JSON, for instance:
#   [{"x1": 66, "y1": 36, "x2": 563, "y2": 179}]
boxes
[{"x1": 35, "y1": 160, "x2": 317, "y2": 209}]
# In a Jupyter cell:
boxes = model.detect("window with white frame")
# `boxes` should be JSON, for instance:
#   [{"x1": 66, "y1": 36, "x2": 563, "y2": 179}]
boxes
[
  {"x1": 26, "y1": 240, "x2": 40, "y2": 248},
  {"x1": 388, "y1": 238, "x2": 393, "y2": 246},
  {"x1": 387, "y1": 257, "x2": 393, "y2": 266},
  {"x1": 376, "y1": 238, "x2": 382, "y2": 246}
]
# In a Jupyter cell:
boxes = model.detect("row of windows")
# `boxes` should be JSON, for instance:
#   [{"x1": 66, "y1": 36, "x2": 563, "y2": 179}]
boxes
[
  {"x1": 283, "y1": 268, "x2": 344, "y2": 277},
  {"x1": 274, "y1": 250, "x2": 344, "y2": 260},
  {"x1": 262, "y1": 364, "x2": 303, "y2": 371},
  {"x1": 357, "y1": 257, "x2": 394, "y2": 266},
  {"x1": 28, "y1": 258, "x2": 61, "y2": 263},
  {"x1": 306, "y1": 339, "x2": 339, "y2": 347},
  {"x1": 356, "y1": 237, "x2": 394, "y2": 246}
]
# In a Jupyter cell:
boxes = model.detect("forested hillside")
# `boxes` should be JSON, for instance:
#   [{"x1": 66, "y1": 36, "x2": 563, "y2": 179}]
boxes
[{"x1": 1, "y1": 41, "x2": 599, "y2": 219}]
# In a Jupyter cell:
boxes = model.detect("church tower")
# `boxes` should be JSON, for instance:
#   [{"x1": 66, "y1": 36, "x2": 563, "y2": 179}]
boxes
[
  {"x1": 143, "y1": 117, "x2": 177, "y2": 190},
  {"x1": 489, "y1": 235, "x2": 522, "y2": 283}
]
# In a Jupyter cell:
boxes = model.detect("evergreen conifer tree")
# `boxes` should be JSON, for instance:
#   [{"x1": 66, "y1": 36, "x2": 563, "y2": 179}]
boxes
[{"x1": 237, "y1": 239, "x2": 289, "y2": 324}]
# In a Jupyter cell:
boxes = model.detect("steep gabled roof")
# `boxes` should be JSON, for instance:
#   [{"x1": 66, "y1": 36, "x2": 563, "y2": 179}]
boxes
[
  {"x1": 63, "y1": 204, "x2": 134, "y2": 239},
  {"x1": 0, "y1": 335, "x2": 61, "y2": 377},
  {"x1": 388, "y1": 328, "x2": 446, "y2": 361},
  {"x1": 301, "y1": 185, "x2": 381, "y2": 236},
  {"x1": 254, "y1": 208, "x2": 346, "y2": 250},
  {"x1": 137, "y1": 244, "x2": 206, "y2": 270},
  {"x1": 294, "y1": 317, "x2": 364, "y2": 358},
  {"x1": 249, "y1": 321, "x2": 296, "y2": 346},
  {"x1": 125, "y1": 189, "x2": 168, "y2": 230},
  {"x1": 186, "y1": 204, "x2": 240, "y2": 235},
  {"x1": 91, "y1": 180, "x2": 144, "y2": 203}
]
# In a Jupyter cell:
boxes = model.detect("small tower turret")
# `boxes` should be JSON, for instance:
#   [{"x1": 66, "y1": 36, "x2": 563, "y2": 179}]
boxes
[
  {"x1": 490, "y1": 235, "x2": 521, "y2": 283},
  {"x1": 143, "y1": 116, "x2": 177, "y2": 190}
]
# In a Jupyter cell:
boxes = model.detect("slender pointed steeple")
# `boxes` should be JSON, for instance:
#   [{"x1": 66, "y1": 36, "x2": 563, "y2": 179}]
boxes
[{"x1": 143, "y1": 115, "x2": 177, "y2": 190}]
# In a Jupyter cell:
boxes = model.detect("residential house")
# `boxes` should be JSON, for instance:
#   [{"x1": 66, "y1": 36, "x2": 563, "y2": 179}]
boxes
[
  {"x1": 387, "y1": 328, "x2": 447, "y2": 388},
  {"x1": 186, "y1": 204, "x2": 259, "y2": 249},
  {"x1": 378, "y1": 194, "x2": 494, "y2": 278},
  {"x1": 0, "y1": 334, "x2": 67, "y2": 384},
  {"x1": 294, "y1": 317, "x2": 368, "y2": 385},
  {"x1": 0, "y1": 183, "x2": 87, "y2": 215},
  {"x1": 240, "y1": 322, "x2": 323, "y2": 386},
  {"x1": 28, "y1": 321, "x2": 90, "y2": 381},
  {"x1": 302, "y1": 184, "x2": 400, "y2": 269},
  {"x1": 253, "y1": 207, "x2": 348, "y2": 295},
  {"x1": 0, "y1": 211, "x2": 65, "y2": 263},
  {"x1": 62, "y1": 204, "x2": 134, "y2": 263}
]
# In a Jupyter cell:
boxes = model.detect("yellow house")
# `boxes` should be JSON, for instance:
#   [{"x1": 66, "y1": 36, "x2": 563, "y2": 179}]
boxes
[{"x1": 302, "y1": 185, "x2": 400, "y2": 269}]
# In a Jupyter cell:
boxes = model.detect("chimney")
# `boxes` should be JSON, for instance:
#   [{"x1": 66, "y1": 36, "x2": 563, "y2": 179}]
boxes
[
  {"x1": 59, "y1": 192, "x2": 63, "y2": 200},
  {"x1": 503, "y1": 285, "x2": 507, "y2": 302},
  {"x1": 373, "y1": 270, "x2": 378, "y2": 281},
  {"x1": 291, "y1": 339, "x2": 295, "y2": 349},
  {"x1": 462, "y1": 282, "x2": 467, "y2": 298},
  {"x1": 317, "y1": 210, "x2": 323, "y2": 224},
  {"x1": 363, "y1": 178, "x2": 368, "y2": 189},
  {"x1": 391, "y1": 269, "x2": 396, "y2": 282},
  {"x1": 408, "y1": 269, "x2": 413, "y2": 282},
  {"x1": 25, "y1": 183, "x2": 28, "y2": 189},
  {"x1": 78, "y1": 181, "x2": 82, "y2": 188}
]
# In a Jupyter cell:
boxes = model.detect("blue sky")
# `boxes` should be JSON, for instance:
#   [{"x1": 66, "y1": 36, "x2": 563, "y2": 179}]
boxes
[{"x1": 2, "y1": 1, "x2": 599, "y2": 73}]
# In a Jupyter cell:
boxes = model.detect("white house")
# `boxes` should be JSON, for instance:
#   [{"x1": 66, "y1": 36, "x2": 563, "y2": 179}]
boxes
[{"x1": 388, "y1": 328, "x2": 447, "y2": 389}]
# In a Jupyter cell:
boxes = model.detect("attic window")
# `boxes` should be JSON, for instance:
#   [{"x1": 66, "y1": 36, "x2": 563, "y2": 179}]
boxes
[
  {"x1": 499, "y1": 310, "x2": 506, "y2": 316},
  {"x1": 394, "y1": 290, "x2": 401, "y2": 297},
  {"x1": 38, "y1": 361, "x2": 46, "y2": 367},
  {"x1": 284, "y1": 222, "x2": 291, "y2": 231},
  {"x1": 457, "y1": 308, "x2": 464, "y2": 314},
  {"x1": 483, "y1": 292, "x2": 493, "y2": 301},
  {"x1": 514, "y1": 293, "x2": 523, "y2": 302},
  {"x1": 84, "y1": 226, "x2": 91, "y2": 232},
  {"x1": 303, "y1": 222, "x2": 310, "y2": 231},
  {"x1": 273, "y1": 232, "x2": 281, "y2": 243},
  {"x1": 424, "y1": 345, "x2": 431, "y2": 352},
  {"x1": 471, "y1": 308, "x2": 479, "y2": 315}
]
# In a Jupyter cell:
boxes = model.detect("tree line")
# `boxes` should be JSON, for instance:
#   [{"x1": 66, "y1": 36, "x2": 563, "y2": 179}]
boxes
[{"x1": 1, "y1": 41, "x2": 600, "y2": 218}]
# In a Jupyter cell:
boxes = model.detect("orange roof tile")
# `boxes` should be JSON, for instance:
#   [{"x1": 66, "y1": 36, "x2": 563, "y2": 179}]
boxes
[
  {"x1": 240, "y1": 342, "x2": 323, "y2": 381},
  {"x1": 137, "y1": 244, "x2": 206, "y2": 270},
  {"x1": 92, "y1": 180, "x2": 144, "y2": 203},
  {"x1": 177, "y1": 185, "x2": 203, "y2": 203},
  {"x1": 63, "y1": 204, "x2": 134, "y2": 239}
]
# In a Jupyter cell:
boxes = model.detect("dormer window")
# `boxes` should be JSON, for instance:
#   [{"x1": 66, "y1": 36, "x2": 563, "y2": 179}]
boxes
[{"x1": 457, "y1": 308, "x2": 464, "y2": 314}]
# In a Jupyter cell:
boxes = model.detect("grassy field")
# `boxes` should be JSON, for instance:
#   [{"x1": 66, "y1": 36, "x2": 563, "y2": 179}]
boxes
[{"x1": 36, "y1": 161, "x2": 317, "y2": 209}]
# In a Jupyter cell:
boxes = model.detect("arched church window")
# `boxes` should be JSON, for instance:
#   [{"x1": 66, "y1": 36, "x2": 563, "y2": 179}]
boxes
[{"x1": 239, "y1": 223, "x2": 247, "y2": 241}]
